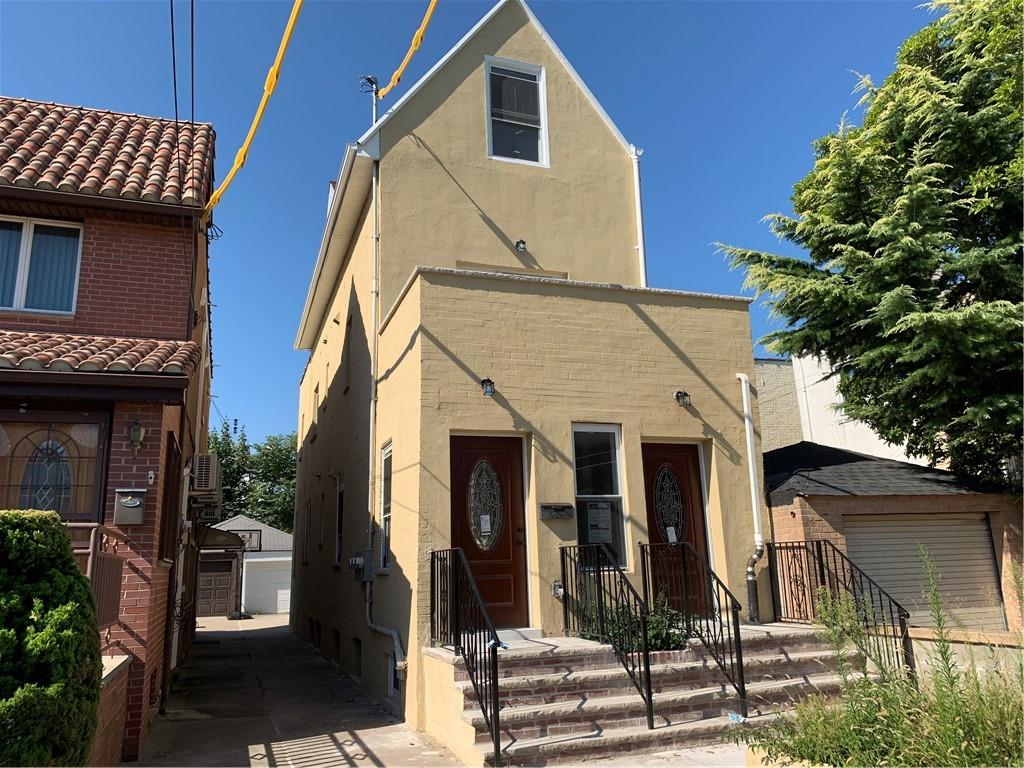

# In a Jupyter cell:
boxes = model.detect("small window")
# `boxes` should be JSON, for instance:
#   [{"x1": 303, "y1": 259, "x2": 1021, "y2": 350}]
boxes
[
  {"x1": 572, "y1": 425, "x2": 627, "y2": 564},
  {"x1": 319, "y1": 492, "x2": 325, "y2": 547},
  {"x1": 334, "y1": 480, "x2": 345, "y2": 565},
  {"x1": 302, "y1": 500, "x2": 311, "y2": 565},
  {"x1": 486, "y1": 58, "x2": 546, "y2": 165},
  {"x1": 0, "y1": 217, "x2": 82, "y2": 313},
  {"x1": 379, "y1": 444, "x2": 393, "y2": 569}
]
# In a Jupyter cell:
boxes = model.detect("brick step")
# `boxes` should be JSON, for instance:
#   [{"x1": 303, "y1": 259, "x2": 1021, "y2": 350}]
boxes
[
  {"x1": 487, "y1": 712, "x2": 780, "y2": 766},
  {"x1": 460, "y1": 649, "x2": 849, "y2": 709},
  {"x1": 467, "y1": 673, "x2": 842, "y2": 745}
]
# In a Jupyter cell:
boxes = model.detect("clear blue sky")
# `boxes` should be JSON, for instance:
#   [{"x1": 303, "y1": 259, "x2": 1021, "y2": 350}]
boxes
[{"x1": 0, "y1": 0, "x2": 931, "y2": 441}]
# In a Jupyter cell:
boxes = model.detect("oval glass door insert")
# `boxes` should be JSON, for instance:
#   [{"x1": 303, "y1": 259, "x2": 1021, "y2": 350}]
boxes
[
  {"x1": 654, "y1": 464, "x2": 684, "y2": 544},
  {"x1": 468, "y1": 459, "x2": 503, "y2": 551}
]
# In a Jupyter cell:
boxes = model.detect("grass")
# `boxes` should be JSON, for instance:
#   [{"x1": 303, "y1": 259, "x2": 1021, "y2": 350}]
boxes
[{"x1": 742, "y1": 548, "x2": 1024, "y2": 767}]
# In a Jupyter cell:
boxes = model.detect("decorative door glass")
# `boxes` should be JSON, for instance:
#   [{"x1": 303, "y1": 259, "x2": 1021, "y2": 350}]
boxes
[
  {"x1": 654, "y1": 464, "x2": 684, "y2": 543},
  {"x1": 468, "y1": 459, "x2": 502, "y2": 551}
]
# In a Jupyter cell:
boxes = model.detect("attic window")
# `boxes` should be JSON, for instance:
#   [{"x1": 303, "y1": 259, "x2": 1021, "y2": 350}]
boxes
[{"x1": 486, "y1": 57, "x2": 547, "y2": 166}]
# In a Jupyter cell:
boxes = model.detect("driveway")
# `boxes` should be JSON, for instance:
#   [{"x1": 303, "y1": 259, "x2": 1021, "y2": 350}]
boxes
[{"x1": 139, "y1": 615, "x2": 457, "y2": 767}]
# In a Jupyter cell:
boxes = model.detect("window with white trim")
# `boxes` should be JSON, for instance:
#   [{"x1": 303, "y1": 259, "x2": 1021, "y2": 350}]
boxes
[
  {"x1": 486, "y1": 58, "x2": 547, "y2": 165},
  {"x1": 379, "y1": 443, "x2": 393, "y2": 569},
  {"x1": 572, "y1": 424, "x2": 627, "y2": 564},
  {"x1": 0, "y1": 217, "x2": 83, "y2": 314}
]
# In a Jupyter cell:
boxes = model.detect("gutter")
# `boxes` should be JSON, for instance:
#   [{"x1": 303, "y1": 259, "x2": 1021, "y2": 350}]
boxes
[
  {"x1": 737, "y1": 372, "x2": 764, "y2": 623},
  {"x1": 629, "y1": 145, "x2": 648, "y2": 288}
]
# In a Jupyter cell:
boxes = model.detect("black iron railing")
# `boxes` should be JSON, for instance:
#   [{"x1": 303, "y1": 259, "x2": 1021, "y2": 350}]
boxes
[
  {"x1": 559, "y1": 544, "x2": 654, "y2": 729},
  {"x1": 768, "y1": 539, "x2": 915, "y2": 676},
  {"x1": 639, "y1": 542, "x2": 748, "y2": 716},
  {"x1": 430, "y1": 548, "x2": 503, "y2": 764}
]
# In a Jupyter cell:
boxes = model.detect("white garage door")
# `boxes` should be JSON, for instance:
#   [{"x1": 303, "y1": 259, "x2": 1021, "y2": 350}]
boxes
[
  {"x1": 845, "y1": 514, "x2": 1005, "y2": 632},
  {"x1": 242, "y1": 558, "x2": 293, "y2": 614}
]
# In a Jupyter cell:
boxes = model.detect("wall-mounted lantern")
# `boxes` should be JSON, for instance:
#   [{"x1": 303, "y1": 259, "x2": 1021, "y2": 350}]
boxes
[
  {"x1": 128, "y1": 421, "x2": 147, "y2": 457},
  {"x1": 674, "y1": 390, "x2": 692, "y2": 407},
  {"x1": 481, "y1": 378, "x2": 496, "y2": 397}
]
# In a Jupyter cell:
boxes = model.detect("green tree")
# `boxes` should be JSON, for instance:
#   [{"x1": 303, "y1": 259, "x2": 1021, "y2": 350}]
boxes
[
  {"x1": 246, "y1": 433, "x2": 297, "y2": 532},
  {"x1": 721, "y1": 0, "x2": 1022, "y2": 482},
  {"x1": 208, "y1": 420, "x2": 252, "y2": 519}
]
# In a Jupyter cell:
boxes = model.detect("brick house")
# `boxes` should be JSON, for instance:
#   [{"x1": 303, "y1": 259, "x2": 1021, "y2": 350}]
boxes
[
  {"x1": 765, "y1": 441, "x2": 1022, "y2": 633},
  {"x1": 0, "y1": 96, "x2": 216, "y2": 762}
]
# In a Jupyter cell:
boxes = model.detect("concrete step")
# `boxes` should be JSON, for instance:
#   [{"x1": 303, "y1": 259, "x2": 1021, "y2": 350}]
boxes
[
  {"x1": 460, "y1": 649, "x2": 849, "y2": 709},
  {"x1": 467, "y1": 673, "x2": 842, "y2": 745},
  {"x1": 485, "y1": 711, "x2": 781, "y2": 765}
]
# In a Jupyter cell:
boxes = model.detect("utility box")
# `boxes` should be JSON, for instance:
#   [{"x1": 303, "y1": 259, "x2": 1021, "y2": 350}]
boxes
[{"x1": 113, "y1": 489, "x2": 147, "y2": 525}]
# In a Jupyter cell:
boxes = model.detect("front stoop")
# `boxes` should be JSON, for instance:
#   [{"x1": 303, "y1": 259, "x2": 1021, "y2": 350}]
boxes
[{"x1": 423, "y1": 626, "x2": 841, "y2": 766}]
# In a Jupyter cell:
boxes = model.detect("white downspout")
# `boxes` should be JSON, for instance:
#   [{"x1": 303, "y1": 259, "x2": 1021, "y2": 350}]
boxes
[
  {"x1": 362, "y1": 93, "x2": 406, "y2": 679},
  {"x1": 630, "y1": 144, "x2": 648, "y2": 288},
  {"x1": 737, "y1": 372, "x2": 764, "y2": 622}
]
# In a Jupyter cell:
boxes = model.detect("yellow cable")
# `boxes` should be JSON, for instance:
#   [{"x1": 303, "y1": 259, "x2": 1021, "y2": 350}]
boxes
[
  {"x1": 377, "y1": 0, "x2": 439, "y2": 100},
  {"x1": 203, "y1": 0, "x2": 304, "y2": 220}
]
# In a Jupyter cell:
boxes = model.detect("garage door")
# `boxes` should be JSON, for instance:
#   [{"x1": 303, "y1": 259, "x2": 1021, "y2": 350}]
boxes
[
  {"x1": 845, "y1": 514, "x2": 1005, "y2": 631},
  {"x1": 242, "y1": 559, "x2": 292, "y2": 614},
  {"x1": 197, "y1": 560, "x2": 233, "y2": 617}
]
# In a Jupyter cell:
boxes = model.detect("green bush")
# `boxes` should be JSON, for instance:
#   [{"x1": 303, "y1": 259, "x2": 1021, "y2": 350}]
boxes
[
  {"x1": 741, "y1": 550, "x2": 1024, "y2": 767},
  {"x1": 0, "y1": 510, "x2": 102, "y2": 766},
  {"x1": 580, "y1": 592, "x2": 688, "y2": 651}
]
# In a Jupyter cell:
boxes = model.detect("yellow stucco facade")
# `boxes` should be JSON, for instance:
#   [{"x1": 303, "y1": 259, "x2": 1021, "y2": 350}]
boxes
[{"x1": 291, "y1": 0, "x2": 768, "y2": 737}]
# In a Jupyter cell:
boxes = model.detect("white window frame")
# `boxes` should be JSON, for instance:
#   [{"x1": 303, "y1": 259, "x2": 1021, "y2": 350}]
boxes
[
  {"x1": 571, "y1": 423, "x2": 629, "y2": 565},
  {"x1": 0, "y1": 214, "x2": 83, "y2": 315},
  {"x1": 484, "y1": 56, "x2": 549, "y2": 168},
  {"x1": 379, "y1": 442, "x2": 393, "y2": 570}
]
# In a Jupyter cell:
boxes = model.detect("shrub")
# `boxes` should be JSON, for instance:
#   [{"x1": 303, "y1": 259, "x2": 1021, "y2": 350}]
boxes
[
  {"x1": 0, "y1": 510, "x2": 102, "y2": 766},
  {"x1": 742, "y1": 550, "x2": 1024, "y2": 767},
  {"x1": 580, "y1": 592, "x2": 688, "y2": 651}
]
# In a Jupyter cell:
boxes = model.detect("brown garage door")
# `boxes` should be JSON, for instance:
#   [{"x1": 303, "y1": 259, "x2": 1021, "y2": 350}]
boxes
[{"x1": 197, "y1": 559, "x2": 234, "y2": 617}]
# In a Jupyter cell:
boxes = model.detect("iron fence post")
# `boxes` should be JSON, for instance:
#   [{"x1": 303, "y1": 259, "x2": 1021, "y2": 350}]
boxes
[
  {"x1": 732, "y1": 600, "x2": 748, "y2": 718},
  {"x1": 560, "y1": 546, "x2": 569, "y2": 636},
  {"x1": 640, "y1": 544, "x2": 650, "y2": 607},
  {"x1": 899, "y1": 611, "x2": 916, "y2": 682},
  {"x1": 680, "y1": 542, "x2": 691, "y2": 636},
  {"x1": 767, "y1": 543, "x2": 782, "y2": 622},
  {"x1": 451, "y1": 558, "x2": 461, "y2": 654},
  {"x1": 595, "y1": 548, "x2": 607, "y2": 642},
  {"x1": 640, "y1": 610, "x2": 654, "y2": 730},
  {"x1": 489, "y1": 643, "x2": 502, "y2": 766},
  {"x1": 429, "y1": 552, "x2": 436, "y2": 646}
]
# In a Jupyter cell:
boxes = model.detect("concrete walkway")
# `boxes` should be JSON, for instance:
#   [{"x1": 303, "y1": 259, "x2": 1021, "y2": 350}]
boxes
[{"x1": 138, "y1": 615, "x2": 458, "y2": 767}]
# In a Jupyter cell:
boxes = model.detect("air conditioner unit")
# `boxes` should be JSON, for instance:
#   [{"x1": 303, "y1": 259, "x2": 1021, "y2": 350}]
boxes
[{"x1": 191, "y1": 454, "x2": 221, "y2": 494}]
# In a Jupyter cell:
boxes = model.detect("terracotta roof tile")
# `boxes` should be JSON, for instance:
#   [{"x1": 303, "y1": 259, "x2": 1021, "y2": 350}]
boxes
[
  {"x1": 0, "y1": 97, "x2": 214, "y2": 207},
  {"x1": 0, "y1": 331, "x2": 200, "y2": 377}
]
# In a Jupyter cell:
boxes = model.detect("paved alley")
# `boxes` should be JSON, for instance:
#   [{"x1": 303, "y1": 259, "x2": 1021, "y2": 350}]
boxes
[{"x1": 139, "y1": 615, "x2": 457, "y2": 767}]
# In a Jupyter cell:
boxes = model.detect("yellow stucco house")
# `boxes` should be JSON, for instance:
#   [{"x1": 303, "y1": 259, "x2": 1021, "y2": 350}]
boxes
[{"x1": 291, "y1": 0, "x2": 806, "y2": 762}]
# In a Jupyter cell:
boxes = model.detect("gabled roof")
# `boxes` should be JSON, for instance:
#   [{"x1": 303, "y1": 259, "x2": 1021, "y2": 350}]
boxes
[
  {"x1": 0, "y1": 97, "x2": 214, "y2": 208},
  {"x1": 295, "y1": 0, "x2": 635, "y2": 349},
  {"x1": 214, "y1": 513, "x2": 293, "y2": 552},
  {"x1": 357, "y1": 0, "x2": 632, "y2": 155},
  {"x1": 764, "y1": 441, "x2": 999, "y2": 507}
]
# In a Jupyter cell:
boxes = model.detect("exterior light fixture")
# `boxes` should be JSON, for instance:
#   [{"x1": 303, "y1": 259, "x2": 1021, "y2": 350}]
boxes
[
  {"x1": 674, "y1": 390, "x2": 692, "y2": 407},
  {"x1": 128, "y1": 421, "x2": 147, "y2": 457},
  {"x1": 481, "y1": 378, "x2": 496, "y2": 397},
  {"x1": 515, "y1": 239, "x2": 527, "y2": 253}
]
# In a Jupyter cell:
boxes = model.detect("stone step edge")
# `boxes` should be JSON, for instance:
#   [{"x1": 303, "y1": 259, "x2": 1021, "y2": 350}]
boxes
[
  {"x1": 456, "y1": 648, "x2": 848, "y2": 696},
  {"x1": 464, "y1": 672, "x2": 842, "y2": 729},
  {"x1": 483, "y1": 711, "x2": 783, "y2": 763}
]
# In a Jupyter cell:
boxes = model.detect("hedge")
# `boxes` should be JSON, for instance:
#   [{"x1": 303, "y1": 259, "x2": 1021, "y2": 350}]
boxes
[{"x1": 0, "y1": 510, "x2": 101, "y2": 767}]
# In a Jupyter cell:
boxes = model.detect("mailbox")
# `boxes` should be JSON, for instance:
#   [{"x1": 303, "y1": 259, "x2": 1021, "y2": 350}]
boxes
[{"x1": 113, "y1": 489, "x2": 147, "y2": 525}]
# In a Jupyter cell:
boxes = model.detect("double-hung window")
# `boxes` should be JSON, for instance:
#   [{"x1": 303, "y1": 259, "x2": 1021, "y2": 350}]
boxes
[
  {"x1": 572, "y1": 424, "x2": 627, "y2": 564},
  {"x1": 0, "y1": 217, "x2": 83, "y2": 314},
  {"x1": 334, "y1": 480, "x2": 345, "y2": 565},
  {"x1": 379, "y1": 443, "x2": 393, "y2": 569},
  {"x1": 486, "y1": 57, "x2": 547, "y2": 165}
]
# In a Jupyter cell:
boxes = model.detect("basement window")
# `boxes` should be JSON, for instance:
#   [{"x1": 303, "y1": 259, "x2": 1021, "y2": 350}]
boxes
[
  {"x1": 0, "y1": 216, "x2": 82, "y2": 314},
  {"x1": 486, "y1": 57, "x2": 547, "y2": 166}
]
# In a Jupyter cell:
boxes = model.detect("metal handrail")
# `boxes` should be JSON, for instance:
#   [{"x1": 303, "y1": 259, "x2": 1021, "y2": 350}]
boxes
[
  {"x1": 768, "y1": 539, "x2": 916, "y2": 676},
  {"x1": 640, "y1": 541, "x2": 748, "y2": 717},
  {"x1": 429, "y1": 548, "x2": 504, "y2": 764},
  {"x1": 559, "y1": 544, "x2": 654, "y2": 729}
]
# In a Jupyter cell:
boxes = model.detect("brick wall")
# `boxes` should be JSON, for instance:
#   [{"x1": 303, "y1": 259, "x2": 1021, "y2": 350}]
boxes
[
  {"x1": 88, "y1": 658, "x2": 130, "y2": 767},
  {"x1": 103, "y1": 402, "x2": 174, "y2": 760},
  {"x1": 1, "y1": 215, "x2": 192, "y2": 339}
]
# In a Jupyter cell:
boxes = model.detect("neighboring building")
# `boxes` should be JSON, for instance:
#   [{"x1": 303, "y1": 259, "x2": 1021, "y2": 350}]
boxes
[
  {"x1": 755, "y1": 356, "x2": 927, "y2": 464},
  {"x1": 292, "y1": 0, "x2": 769, "y2": 759},
  {"x1": 200, "y1": 514, "x2": 292, "y2": 616},
  {"x1": 0, "y1": 97, "x2": 216, "y2": 762},
  {"x1": 765, "y1": 441, "x2": 1022, "y2": 632}
]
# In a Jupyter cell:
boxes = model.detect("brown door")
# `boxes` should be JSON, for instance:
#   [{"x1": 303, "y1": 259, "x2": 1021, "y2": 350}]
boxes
[
  {"x1": 641, "y1": 444, "x2": 709, "y2": 613},
  {"x1": 197, "y1": 559, "x2": 233, "y2": 617},
  {"x1": 450, "y1": 436, "x2": 528, "y2": 628}
]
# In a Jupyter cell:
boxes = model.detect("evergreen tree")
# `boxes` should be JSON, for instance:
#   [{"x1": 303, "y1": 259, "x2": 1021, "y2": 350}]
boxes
[{"x1": 721, "y1": 0, "x2": 1022, "y2": 482}]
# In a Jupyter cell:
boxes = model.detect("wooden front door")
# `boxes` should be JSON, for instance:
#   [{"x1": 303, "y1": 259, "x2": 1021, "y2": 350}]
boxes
[
  {"x1": 450, "y1": 436, "x2": 528, "y2": 628},
  {"x1": 641, "y1": 443, "x2": 710, "y2": 613}
]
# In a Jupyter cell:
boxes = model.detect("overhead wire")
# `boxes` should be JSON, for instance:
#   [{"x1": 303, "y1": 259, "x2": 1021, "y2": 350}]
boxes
[
  {"x1": 377, "y1": 0, "x2": 439, "y2": 100},
  {"x1": 202, "y1": 0, "x2": 304, "y2": 220}
]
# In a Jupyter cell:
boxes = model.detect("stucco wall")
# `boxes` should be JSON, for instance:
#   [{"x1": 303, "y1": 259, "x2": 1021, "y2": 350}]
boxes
[
  {"x1": 754, "y1": 359, "x2": 803, "y2": 452},
  {"x1": 377, "y1": 0, "x2": 640, "y2": 314}
]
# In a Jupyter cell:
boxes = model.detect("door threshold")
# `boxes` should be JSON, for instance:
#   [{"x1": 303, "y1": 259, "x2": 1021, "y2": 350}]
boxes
[{"x1": 496, "y1": 627, "x2": 544, "y2": 643}]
